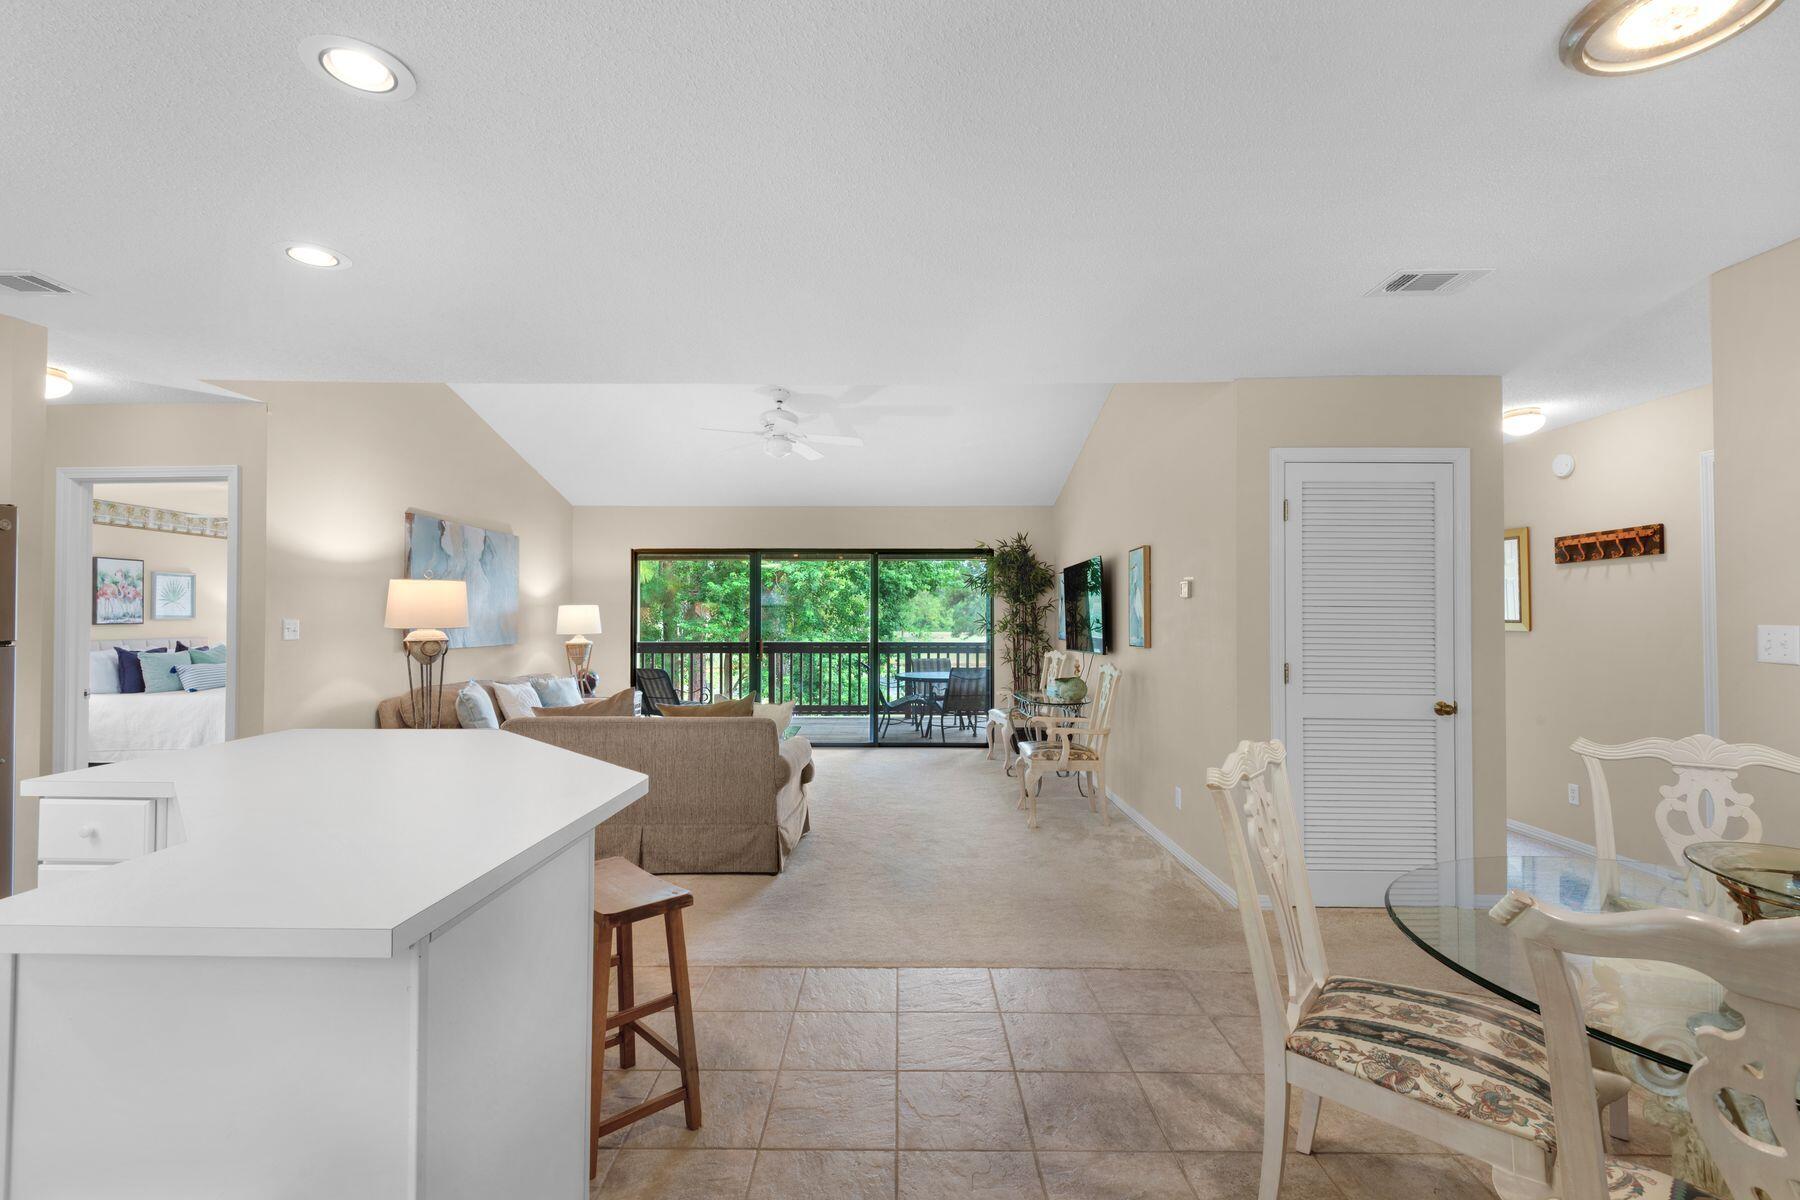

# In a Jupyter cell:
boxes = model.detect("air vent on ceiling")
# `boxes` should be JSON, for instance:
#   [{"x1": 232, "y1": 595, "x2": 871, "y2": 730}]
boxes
[
  {"x1": 1366, "y1": 269, "x2": 1491, "y2": 297},
  {"x1": 0, "y1": 271, "x2": 75, "y2": 294}
]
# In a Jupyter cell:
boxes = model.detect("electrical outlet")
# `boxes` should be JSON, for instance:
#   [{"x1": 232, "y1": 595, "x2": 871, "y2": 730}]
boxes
[
  {"x1": 1567, "y1": 783, "x2": 1580, "y2": 807},
  {"x1": 282, "y1": 618, "x2": 301, "y2": 641},
  {"x1": 1174, "y1": 785, "x2": 1183, "y2": 811},
  {"x1": 1756, "y1": 625, "x2": 1800, "y2": 665},
  {"x1": 1178, "y1": 577, "x2": 1194, "y2": 599}
]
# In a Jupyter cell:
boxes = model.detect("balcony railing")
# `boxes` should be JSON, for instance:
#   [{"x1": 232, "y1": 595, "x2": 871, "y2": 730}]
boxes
[{"x1": 633, "y1": 640, "x2": 991, "y2": 715}]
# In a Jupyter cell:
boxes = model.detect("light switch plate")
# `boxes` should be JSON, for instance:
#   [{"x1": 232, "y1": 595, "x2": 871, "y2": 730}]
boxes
[
  {"x1": 1568, "y1": 783, "x2": 1580, "y2": 807},
  {"x1": 282, "y1": 618, "x2": 301, "y2": 641},
  {"x1": 1756, "y1": 625, "x2": 1800, "y2": 665},
  {"x1": 1178, "y1": 577, "x2": 1193, "y2": 599},
  {"x1": 1174, "y1": 785, "x2": 1182, "y2": 811}
]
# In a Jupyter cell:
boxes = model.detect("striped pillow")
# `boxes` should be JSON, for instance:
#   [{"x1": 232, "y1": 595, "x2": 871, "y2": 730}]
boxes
[{"x1": 175, "y1": 661, "x2": 227, "y2": 692}]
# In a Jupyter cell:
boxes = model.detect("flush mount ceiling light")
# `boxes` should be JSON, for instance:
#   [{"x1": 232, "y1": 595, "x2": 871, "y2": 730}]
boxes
[
  {"x1": 1503, "y1": 407, "x2": 1548, "y2": 437},
  {"x1": 283, "y1": 243, "x2": 350, "y2": 269},
  {"x1": 297, "y1": 35, "x2": 417, "y2": 99},
  {"x1": 1561, "y1": 0, "x2": 1784, "y2": 74},
  {"x1": 44, "y1": 366, "x2": 73, "y2": 400}
]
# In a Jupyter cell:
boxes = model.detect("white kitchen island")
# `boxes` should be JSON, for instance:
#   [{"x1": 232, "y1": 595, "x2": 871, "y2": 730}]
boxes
[{"x1": 0, "y1": 729, "x2": 647, "y2": 1200}]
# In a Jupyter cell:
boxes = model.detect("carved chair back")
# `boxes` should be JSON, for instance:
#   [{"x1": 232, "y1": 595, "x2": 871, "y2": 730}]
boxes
[
  {"x1": 1206, "y1": 740, "x2": 1331, "y2": 1041},
  {"x1": 1492, "y1": 891, "x2": 1800, "y2": 1200},
  {"x1": 1080, "y1": 663, "x2": 1121, "y2": 756},
  {"x1": 1572, "y1": 734, "x2": 1800, "y2": 868}
]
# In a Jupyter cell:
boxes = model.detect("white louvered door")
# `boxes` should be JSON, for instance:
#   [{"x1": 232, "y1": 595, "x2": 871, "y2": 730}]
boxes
[{"x1": 1281, "y1": 460, "x2": 1457, "y2": 906}]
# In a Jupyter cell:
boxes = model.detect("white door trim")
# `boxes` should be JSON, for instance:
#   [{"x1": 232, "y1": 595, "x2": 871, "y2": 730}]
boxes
[
  {"x1": 1268, "y1": 447, "x2": 1475, "y2": 864},
  {"x1": 52, "y1": 466, "x2": 241, "y2": 773},
  {"x1": 1699, "y1": 450, "x2": 1719, "y2": 738}
]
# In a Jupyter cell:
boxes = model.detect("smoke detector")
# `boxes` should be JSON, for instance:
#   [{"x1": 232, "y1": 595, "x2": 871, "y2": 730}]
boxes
[{"x1": 1366, "y1": 269, "x2": 1492, "y2": 297}]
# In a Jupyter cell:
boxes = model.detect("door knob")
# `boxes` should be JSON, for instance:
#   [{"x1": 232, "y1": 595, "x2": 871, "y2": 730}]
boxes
[{"x1": 1433, "y1": 700, "x2": 1458, "y2": 717}]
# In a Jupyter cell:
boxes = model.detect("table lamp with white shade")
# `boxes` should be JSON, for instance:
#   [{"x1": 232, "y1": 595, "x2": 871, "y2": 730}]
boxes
[
  {"x1": 557, "y1": 603, "x2": 601, "y2": 684},
  {"x1": 385, "y1": 579, "x2": 469, "y2": 730}
]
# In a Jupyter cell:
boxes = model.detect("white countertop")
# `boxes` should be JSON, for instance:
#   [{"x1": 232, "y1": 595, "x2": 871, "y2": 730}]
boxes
[{"x1": 0, "y1": 729, "x2": 648, "y2": 958}]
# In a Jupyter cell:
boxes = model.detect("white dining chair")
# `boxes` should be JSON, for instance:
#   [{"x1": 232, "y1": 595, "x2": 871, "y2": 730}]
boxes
[
  {"x1": 985, "y1": 648, "x2": 1077, "y2": 771},
  {"x1": 1571, "y1": 733, "x2": 1800, "y2": 870},
  {"x1": 1491, "y1": 889, "x2": 1800, "y2": 1200},
  {"x1": 1207, "y1": 739, "x2": 1629, "y2": 1200}
]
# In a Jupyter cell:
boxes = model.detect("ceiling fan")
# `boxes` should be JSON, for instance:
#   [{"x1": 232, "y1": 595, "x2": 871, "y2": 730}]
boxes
[{"x1": 702, "y1": 387, "x2": 866, "y2": 460}]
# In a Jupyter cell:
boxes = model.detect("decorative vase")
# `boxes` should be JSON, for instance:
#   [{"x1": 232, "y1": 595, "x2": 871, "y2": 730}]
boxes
[{"x1": 1045, "y1": 675, "x2": 1087, "y2": 704}]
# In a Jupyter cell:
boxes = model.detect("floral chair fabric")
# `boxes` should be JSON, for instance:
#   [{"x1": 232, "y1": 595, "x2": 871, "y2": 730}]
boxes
[
  {"x1": 1603, "y1": 1160, "x2": 1717, "y2": 1200},
  {"x1": 1285, "y1": 977, "x2": 1559, "y2": 1150}
]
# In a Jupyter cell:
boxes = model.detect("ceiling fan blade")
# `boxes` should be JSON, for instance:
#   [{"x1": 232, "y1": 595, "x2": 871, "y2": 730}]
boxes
[
  {"x1": 792, "y1": 441, "x2": 824, "y2": 461},
  {"x1": 805, "y1": 434, "x2": 863, "y2": 446},
  {"x1": 699, "y1": 427, "x2": 766, "y2": 437}
]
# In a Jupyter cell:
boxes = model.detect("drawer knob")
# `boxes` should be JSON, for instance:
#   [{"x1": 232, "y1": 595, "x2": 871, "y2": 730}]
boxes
[{"x1": 77, "y1": 824, "x2": 99, "y2": 839}]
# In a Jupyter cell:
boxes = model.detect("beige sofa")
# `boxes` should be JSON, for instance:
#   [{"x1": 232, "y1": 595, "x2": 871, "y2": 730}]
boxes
[{"x1": 506, "y1": 716, "x2": 812, "y2": 874}]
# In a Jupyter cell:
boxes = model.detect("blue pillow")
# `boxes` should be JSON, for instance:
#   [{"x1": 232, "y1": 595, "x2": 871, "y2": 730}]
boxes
[
  {"x1": 115, "y1": 646, "x2": 149, "y2": 693},
  {"x1": 455, "y1": 682, "x2": 499, "y2": 730},
  {"x1": 89, "y1": 649, "x2": 123, "y2": 695},
  {"x1": 143, "y1": 650, "x2": 192, "y2": 693},
  {"x1": 532, "y1": 675, "x2": 582, "y2": 708},
  {"x1": 175, "y1": 661, "x2": 226, "y2": 692}
]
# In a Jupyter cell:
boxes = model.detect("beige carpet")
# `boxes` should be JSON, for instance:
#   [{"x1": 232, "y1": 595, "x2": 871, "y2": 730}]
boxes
[{"x1": 657, "y1": 748, "x2": 1477, "y2": 989}]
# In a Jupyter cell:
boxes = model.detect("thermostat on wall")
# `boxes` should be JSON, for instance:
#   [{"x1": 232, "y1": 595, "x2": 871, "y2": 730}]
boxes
[{"x1": 1551, "y1": 453, "x2": 1576, "y2": 479}]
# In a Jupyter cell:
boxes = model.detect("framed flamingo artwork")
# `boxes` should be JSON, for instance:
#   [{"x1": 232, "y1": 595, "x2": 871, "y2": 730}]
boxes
[{"x1": 93, "y1": 556, "x2": 145, "y2": 625}]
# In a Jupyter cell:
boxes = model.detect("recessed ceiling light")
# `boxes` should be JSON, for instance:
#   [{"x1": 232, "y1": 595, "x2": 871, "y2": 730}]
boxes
[
  {"x1": 1503, "y1": 407, "x2": 1547, "y2": 437},
  {"x1": 44, "y1": 366, "x2": 73, "y2": 400},
  {"x1": 1561, "y1": 0, "x2": 1784, "y2": 74},
  {"x1": 297, "y1": 35, "x2": 417, "y2": 99},
  {"x1": 284, "y1": 244, "x2": 350, "y2": 269}
]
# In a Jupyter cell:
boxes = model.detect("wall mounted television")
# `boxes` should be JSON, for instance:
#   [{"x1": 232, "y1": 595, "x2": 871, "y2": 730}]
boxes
[{"x1": 1062, "y1": 556, "x2": 1107, "y2": 654}]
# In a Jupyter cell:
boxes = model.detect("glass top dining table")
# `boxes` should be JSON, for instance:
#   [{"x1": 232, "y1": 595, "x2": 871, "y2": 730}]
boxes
[{"x1": 1384, "y1": 855, "x2": 1732, "y2": 1077}]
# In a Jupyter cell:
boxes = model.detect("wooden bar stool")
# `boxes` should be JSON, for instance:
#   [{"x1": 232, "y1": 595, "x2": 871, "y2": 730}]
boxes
[{"x1": 590, "y1": 857, "x2": 702, "y2": 1179}]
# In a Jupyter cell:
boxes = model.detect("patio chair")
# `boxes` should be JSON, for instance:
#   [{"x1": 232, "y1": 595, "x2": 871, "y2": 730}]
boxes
[
  {"x1": 933, "y1": 667, "x2": 990, "y2": 742},
  {"x1": 634, "y1": 666, "x2": 710, "y2": 716}
]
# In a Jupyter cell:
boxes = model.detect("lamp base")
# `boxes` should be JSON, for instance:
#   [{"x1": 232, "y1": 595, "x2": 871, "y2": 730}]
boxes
[
  {"x1": 403, "y1": 630, "x2": 451, "y2": 730},
  {"x1": 564, "y1": 636, "x2": 593, "y2": 688}
]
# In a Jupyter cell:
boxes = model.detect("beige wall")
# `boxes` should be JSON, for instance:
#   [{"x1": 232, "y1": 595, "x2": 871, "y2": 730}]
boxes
[
  {"x1": 1503, "y1": 388, "x2": 1712, "y2": 863},
  {"x1": 1, "y1": 316, "x2": 49, "y2": 895},
  {"x1": 1051, "y1": 376, "x2": 1506, "y2": 891},
  {"x1": 1051, "y1": 383, "x2": 1239, "y2": 866},
  {"x1": 571, "y1": 506, "x2": 1056, "y2": 695},
  {"x1": 1712, "y1": 236, "x2": 1800, "y2": 845},
  {"x1": 220, "y1": 382, "x2": 574, "y2": 730},
  {"x1": 90, "y1": 486, "x2": 231, "y2": 644}
]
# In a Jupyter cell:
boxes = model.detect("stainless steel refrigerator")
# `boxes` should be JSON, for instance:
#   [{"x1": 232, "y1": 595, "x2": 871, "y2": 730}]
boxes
[{"x1": 1, "y1": 502, "x2": 16, "y2": 897}]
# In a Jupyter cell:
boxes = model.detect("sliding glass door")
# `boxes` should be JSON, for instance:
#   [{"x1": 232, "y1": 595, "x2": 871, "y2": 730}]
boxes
[{"x1": 632, "y1": 549, "x2": 992, "y2": 746}]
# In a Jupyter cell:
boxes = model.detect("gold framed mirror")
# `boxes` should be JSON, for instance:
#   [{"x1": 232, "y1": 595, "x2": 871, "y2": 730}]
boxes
[{"x1": 1503, "y1": 527, "x2": 1532, "y2": 632}]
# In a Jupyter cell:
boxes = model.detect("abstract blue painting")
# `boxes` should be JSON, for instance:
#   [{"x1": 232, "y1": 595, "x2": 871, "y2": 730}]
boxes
[{"x1": 404, "y1": 511, "x2": 520, "y2": 648}]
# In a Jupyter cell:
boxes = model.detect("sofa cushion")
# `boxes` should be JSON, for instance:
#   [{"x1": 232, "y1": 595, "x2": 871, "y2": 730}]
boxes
[
  {"x1": 752, "y1": 700, "x2": 796, "y2": 731},
  {"x1": 535, "y1": 689, "x2": 635, "y2": 717},
  {"x1": 456, "y1": 681, "x2": 500, "y2": 729},
  {"x1": 1603, "y1": 1162, "x2": 1716, "y2": 1200},
  {"x1": 491, "y1": 681, "x2": 541, "y2": 722},
  {"x1": 661, "y1": 696, "x2": 754, "y2": 718},
  {"x1": 1284, "y1": 977, "x2": 1556, "y2": 1151},
  {"x1": 531, "y1": 675, "x2": 583, "y2": 708}
]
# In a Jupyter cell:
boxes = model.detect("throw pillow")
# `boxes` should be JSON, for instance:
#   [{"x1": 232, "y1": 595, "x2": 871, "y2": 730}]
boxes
[
  {"x1": 176, "y1": 641, "x2": 207, "y2": 653},
  {"x1": 89, "y1": 649, "x2": 122, "y2": 695},
  {"x1": 533, "y1": 689, "x2": 634, "y2": 717},
  {"x1": 190, "y1": 644, "x2": 228, "y2": 664},
  {"x1": 143, "y1": 650, "x2": 193, "y2": 694},
  {"x1": 660, "y1": 696, "x2": 755, "y2": 718},
  {"x1": 114, "y1": 646, "x2": 149, "y2": 693},
  {"x1": 752, "y1": 700, "x2": 796, "y2": 731},
  {"x1": 491, "y1": 680, "x2": 541, "y2": 722},
  {"x1": 455, "y1": 681, "x2": 500, "y2": 729},
  {"x1": 175, "y1": 661, "x2": 227, "y2": 692},
  {"x1": 531, "y1": 675, "x2": 583, "y2": 708}
]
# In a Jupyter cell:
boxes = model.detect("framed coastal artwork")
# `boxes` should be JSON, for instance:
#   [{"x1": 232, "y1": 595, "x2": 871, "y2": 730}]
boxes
[
  {"x1": 93, "y1": 556, "x2": 145, "y2": 625},
  {"x1": 403, "y1": 511, "x2": 520, "y2": 648},
  {"x1": 1127, "y1": 545, "x2": 1151, "y2": 648},
  {"x1": 1503, "y1": 527, "x2": 1532, "y2": 632},
  {"x1": 1056, "y1": 570, "x2": 1066, "y2": 641},
  {"x1": 152, "y1": 571, "x2": 197, "y2": 619}
]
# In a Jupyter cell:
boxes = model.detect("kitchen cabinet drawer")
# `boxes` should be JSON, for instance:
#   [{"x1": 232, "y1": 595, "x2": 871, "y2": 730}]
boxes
[
  {"x1": 35, "y1": 862, "x2": 108, "y2": 890},
  {"x1": 39, "y1": 798, "x2": 155, "y2": 863}
]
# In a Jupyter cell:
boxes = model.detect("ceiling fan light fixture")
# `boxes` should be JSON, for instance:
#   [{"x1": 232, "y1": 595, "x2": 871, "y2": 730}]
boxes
[
  {"x1": 1503, "y1": 407, "x2": 1548, "y2": 437},
  {"x1": 298, "y1": 35, "x2": 417, "y2": 99},
  {"x1": 764, "y1": 435, "x2": 794, "y2": 459},
  {"x1": 1560, "y1": 0, "x2": 1783, "y2": 74},
  {"x1": 44, "y1": 366, "x2": 73, "y2": 400}
]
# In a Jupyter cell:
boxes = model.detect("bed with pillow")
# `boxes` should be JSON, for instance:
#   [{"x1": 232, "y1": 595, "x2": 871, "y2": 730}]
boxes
[{"x1": 88, "y1": 638, "x2": 229, "y2": 763}]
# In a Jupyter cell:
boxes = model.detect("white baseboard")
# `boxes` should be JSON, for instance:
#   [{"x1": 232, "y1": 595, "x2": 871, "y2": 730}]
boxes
[
  {"x1": 1506, "y1": 818, "x2": 1598, "y2": 857},
  {"x1": 1106, "y1": 788, "x2": 1240, "y2": 907}
]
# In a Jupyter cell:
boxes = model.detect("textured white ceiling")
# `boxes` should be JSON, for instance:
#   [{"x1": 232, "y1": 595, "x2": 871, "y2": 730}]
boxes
[
  {"x1": 454, "y1": 383, "x2": 1110, "y2": 506},
  {"x1": 5, "y1": 1, "x2": 1797, "y2": 487}
]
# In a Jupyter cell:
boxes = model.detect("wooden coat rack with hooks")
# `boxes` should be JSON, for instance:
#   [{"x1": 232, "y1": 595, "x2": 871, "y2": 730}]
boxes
[{"x1": 1553, "y1": 523, "x2": 1665, "y2": 564}]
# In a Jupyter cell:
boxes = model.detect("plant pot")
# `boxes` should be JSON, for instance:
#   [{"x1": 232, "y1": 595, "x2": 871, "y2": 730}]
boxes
[{"x1": 1045, "y1": 676, "x2": 1087, "y2": 704}]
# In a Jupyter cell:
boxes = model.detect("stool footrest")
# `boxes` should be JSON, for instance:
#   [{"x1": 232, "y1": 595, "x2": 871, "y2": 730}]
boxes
[
  {"x1": 597, "y1": 1086, "x2": 690, "y2": 1138},
  {"x1": 607, "y1": 993, "x2": 675, "y2": 1028}
]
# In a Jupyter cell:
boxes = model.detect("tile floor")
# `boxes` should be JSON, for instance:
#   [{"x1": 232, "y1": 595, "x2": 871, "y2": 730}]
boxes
[{"x1": 591, "y1": 965, "x2": 1677, "y2": 1198}]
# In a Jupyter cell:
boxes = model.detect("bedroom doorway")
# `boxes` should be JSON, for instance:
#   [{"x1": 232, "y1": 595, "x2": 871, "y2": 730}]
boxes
[{"x1": 52, "y1": 467, "x2": 240, "y2": 772}]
